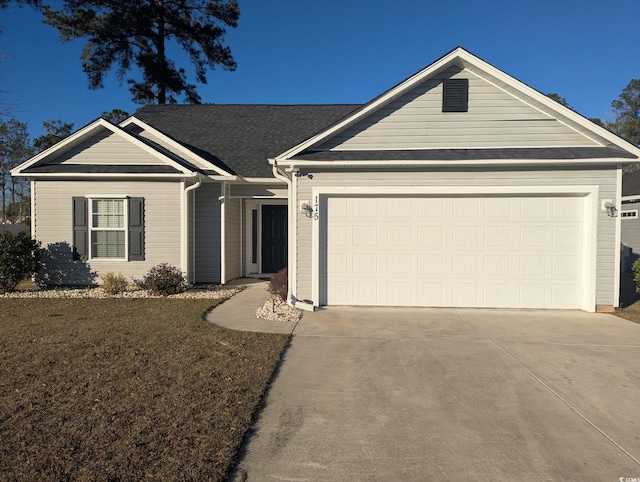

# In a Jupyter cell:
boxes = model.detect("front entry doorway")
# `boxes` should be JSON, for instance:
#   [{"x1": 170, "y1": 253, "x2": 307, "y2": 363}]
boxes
[
  {"x1": 245, "y1": 201, "x2": 288, "y2": 276},
  {"x1": 261, "y1": 205, "x2": 288, "y2": 273}
]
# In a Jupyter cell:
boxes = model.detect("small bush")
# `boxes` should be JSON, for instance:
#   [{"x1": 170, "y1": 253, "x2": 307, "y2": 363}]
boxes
[
  {"x1": 143, "y1": 263, "x2": 186, "y2": 296},
  {"x1": 0, "y1": 231, "x2": 42, "y2": 293},
  {"x1": 268, "y1": 267, "x2": 288, "y2": 301},
  {"x1": 101, "y1": 272, "x2": 129, "y2": 295},
  {"x1": 633, "y1": 259, "x2": 640, "y2": 294}
]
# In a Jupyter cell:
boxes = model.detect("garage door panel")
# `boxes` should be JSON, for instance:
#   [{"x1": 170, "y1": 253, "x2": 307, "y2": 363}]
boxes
[
  {"x1": 324, "y1": 195, "x2": 584, "y2": 309},
  {"x1": 417, "y1": 226, "x2": 444, "y2": 246}
]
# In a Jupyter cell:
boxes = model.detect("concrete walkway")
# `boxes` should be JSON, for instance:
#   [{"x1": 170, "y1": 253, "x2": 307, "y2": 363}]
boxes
[
  {"x1": 207, "y1": 281, "x2": 640, "y2": 481},
  {"x1": 205, "y1": 278, "x2": 295, "y2": 334}
]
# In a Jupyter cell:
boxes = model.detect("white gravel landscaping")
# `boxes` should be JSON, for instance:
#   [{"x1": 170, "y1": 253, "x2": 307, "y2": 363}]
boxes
[
  {"x1": 256, "y1": 296, "x2": 302, "y2": 323},
  {"x1": 1, "y1": 284, "x2": 244, "y2": 300}
]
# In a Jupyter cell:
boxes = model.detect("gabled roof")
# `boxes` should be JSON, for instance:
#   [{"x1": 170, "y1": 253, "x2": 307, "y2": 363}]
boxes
[
  {"x1": 133, "y1": 104, "x2": 361, "y2": 178},
  {"x1": 12, "y1": 118, "x2": 199, "y2": 178},
  {"x1": 276, "y1": 47, "x2": 640, "y2": 164},
  {"x1": 119, "y1": 116, "x2": 235, "y2": 176}
]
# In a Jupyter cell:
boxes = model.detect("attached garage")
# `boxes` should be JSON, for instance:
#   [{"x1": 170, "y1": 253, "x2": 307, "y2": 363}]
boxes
[
  {"x1": 272, "y1": 48, "x2": 640, "y2": 313},
  {"x1": 320, "y1": 194, "x2": 589, "y2": 309}
]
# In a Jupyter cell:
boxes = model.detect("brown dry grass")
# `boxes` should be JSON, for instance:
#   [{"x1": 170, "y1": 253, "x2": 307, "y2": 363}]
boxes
[{"x1": 0, "y1": 298, "x2": 289, "y2": 481}]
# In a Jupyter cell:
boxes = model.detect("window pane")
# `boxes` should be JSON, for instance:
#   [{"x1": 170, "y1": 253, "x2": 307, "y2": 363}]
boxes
[
  {"x1": 92, "y1": 230, "x2": 125, "y2": 258},
  {"x1": 92, "y1": 199, "x2": 124, "y2": 228}
]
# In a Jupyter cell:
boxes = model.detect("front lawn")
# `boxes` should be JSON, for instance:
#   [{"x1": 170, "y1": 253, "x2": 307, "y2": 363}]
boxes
[{"x1": 0, "y1": 298, "x2": 289, "y2": 481}]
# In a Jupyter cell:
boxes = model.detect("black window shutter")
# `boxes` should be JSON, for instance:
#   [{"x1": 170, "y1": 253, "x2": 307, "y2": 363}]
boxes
[
  {"x1": 442, "y1": 78, "x2": 469, "y2": 112},
  {"x1": 128, "y1": 197, "x2": 145, "y2": 261},
  {"x1": 72, "y1": 197, "x2": 88, "y2": 261}
]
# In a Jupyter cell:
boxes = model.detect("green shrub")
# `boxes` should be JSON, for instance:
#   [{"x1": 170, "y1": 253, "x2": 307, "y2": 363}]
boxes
[
  {"x1": 633, "y1": 259, "x2": 640, "y2": 293},
  {"x1": 101, "y1": 272, "x2": 129, "y2": 295},
  {"x1": 143, "y1": 263, "x2": 186, "y2": 296},
  {"x1": 0, "y1": 231, "x2": 42, "y2": 293},
  {"x1": 268, "y1": 267, "x2": 288, "y2": 300}
]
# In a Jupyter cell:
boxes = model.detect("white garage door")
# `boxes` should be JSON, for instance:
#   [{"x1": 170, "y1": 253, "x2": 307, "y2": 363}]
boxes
[{"x1": 323, "y1": 195, "x2": 584, "y2": 309}]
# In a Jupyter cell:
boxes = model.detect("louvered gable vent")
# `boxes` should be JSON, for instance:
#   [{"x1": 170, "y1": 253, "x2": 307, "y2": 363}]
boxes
[{"x1": 442, "y1": 78, "x2": 469, "y2": 112}]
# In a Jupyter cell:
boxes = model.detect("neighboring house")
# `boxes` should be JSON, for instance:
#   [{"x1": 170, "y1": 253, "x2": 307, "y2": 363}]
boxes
[
  {"x1": 0, "y1": 223, "x2": 29, "y2": 235},
  {"x1": 12, "y1": 47, "x2": 640, "y2": 311},
  {"x1": 621, "y1": 169, "x2": 640, "y2": 272}
]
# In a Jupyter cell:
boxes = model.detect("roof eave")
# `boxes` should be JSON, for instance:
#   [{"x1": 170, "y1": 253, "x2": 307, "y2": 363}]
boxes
[
  {"x1": 13, "y1": 172, "x2": 197, "y2": 180},
  {"x1": 280, "y1": 158, "x2": 635, "y2": 169}
]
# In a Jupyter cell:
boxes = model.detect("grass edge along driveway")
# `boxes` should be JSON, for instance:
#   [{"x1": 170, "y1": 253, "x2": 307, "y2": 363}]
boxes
[{"x1": 0, "y1": 298, "x2": 289, "y2": 482}]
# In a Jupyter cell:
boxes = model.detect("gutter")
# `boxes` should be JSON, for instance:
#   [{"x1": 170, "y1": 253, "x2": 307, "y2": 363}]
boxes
[
  {"x1": 270, "y1": 158, "x2": 315, "y2": 312},
  {"x1": 181, "y1": 173, "x2": 203, "y2": 283}
]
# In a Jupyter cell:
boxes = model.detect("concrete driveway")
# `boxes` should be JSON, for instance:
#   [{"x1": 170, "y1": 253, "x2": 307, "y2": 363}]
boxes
[{"x1": 232, "y1": 307, "x2": 640, "y2": 481}]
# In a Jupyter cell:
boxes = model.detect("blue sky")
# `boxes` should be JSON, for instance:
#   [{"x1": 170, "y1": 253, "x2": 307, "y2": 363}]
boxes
[{"x1": 1, "y1": 0, "x2": 639, "y2": 139}]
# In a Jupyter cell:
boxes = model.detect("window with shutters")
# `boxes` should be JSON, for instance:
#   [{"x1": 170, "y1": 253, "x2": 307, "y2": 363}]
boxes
[
  {"x1": 91, "y1": 199, "x2": 126, "y2": 259},
  {"x1": 72, "y1": 196, "x2": 144, "y2": 261},
  {"x1": 442, "y1": 78, "x2": 469, "y2": 112}
]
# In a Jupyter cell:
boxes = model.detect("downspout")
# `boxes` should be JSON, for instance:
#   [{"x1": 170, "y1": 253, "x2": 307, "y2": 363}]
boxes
[
  {"x1": 181, "y1": 174, "x2": 202, "y2": 284},
  {"x1": 220, "y1": 182, "x2": 227, "y2": 284},
  {"x1": 271, "y1": 159, "x2": 315, "y2": 312}
]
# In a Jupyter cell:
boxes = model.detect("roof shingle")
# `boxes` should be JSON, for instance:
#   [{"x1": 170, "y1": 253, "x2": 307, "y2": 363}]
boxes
[{"x1": 134, "y1": 104, "x2": 361, "y2": 177}]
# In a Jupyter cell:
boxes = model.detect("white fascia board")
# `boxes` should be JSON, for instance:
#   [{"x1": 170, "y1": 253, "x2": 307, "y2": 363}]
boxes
[
  {"x1": 12, "y1": 172, "x2": 193, "y2": 180},
  {"x1": 120, "y1": 117, "x2": 234, "y2": 177},
  {"x1": 208, "y1": 175, "x2": 239, "y2": 181},
  {"x1": 236, "y1": 177, "x2": 285, "y2": 184},
  {"x1": 280, "y1": 157, "x2": 635, "y2": 169}
]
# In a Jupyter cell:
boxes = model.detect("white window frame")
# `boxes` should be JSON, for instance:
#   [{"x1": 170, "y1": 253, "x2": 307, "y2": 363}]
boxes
[
  {"x1": 87, "y1": 196, "x2": 129, "y2": 261},
  {"x1": 621, "y1": 210, "x2": 638, "y2": 220}
]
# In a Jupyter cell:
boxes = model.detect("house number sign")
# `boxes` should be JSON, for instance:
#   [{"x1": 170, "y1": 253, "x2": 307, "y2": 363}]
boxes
[{"x1": 313, "y1": 196, "x2": 319, "y2": 220}]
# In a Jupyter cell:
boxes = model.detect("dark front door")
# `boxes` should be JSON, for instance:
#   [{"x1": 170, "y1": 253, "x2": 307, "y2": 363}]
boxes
[{"x1": 261, "y1": 205, "x2": 287, "y2": 273}]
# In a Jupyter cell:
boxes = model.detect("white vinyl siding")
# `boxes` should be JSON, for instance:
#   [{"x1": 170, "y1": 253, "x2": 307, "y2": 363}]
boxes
[
  {"x1": 294, "y1": 168, "x2": 617, "y2": 307},
  {"x1": 317, "y1": 66, "x2": 600, "y2": 151},
  {"x1": 50, "y1": 129, "x2": 163, "y2": 166},
  {"x1": 33, "y1": 180, "x2": 182, "y2": 284}
]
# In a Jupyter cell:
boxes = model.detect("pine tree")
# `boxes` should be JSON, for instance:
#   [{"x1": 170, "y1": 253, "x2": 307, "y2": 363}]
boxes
[{"x1": 42, "y1": 0, "x2": 239, "y2": 104}]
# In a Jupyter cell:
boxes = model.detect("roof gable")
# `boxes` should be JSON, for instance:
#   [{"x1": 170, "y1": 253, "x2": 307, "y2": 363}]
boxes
[
  {"x1": 120, "y1": 117, "x2": 234, "y2": 176},
  {"x1": 278, "y1": 47, "x2": 640, "y2": 162},
  {"x1": 316, "y1": 65, "x2": 600, "y2": 151},
  {"x1": 12, "y1": 118, "x2": 197, "y2": 177}
]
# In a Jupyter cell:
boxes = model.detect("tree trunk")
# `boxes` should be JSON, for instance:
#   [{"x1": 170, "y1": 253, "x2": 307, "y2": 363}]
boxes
[{"x1": 157, "y1": 1, "x2": 166, "y2": 104}]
